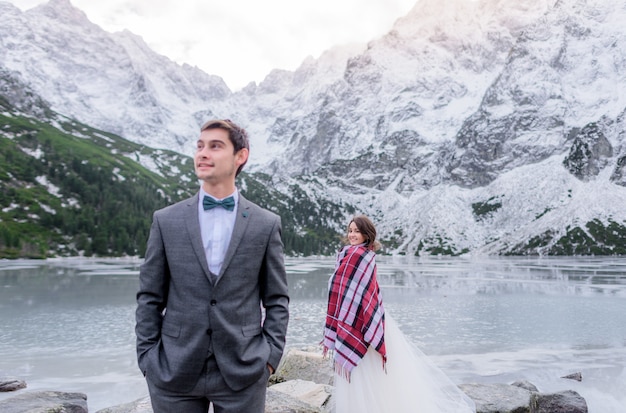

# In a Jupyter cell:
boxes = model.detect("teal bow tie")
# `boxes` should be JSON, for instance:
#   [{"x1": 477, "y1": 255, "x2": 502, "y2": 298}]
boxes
[{"x1": 203, "y1": 195, "x2": 235, "y2": 211}]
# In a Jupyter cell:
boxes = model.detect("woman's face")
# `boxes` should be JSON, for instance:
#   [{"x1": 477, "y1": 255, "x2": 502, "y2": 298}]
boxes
[{"x1": 348, "y1": 221, "x2": 366, "y2": 246}]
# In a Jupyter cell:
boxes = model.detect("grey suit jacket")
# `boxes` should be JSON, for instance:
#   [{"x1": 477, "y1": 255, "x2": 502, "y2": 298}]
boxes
[{"x1": 135, "y1": 193, "x2": 289, "y2": 392}]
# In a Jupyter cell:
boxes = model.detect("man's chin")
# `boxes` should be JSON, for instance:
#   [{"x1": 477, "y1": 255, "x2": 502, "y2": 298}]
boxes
[{"x1": 195, "y1": 171, "x2": 214, "y2": 180}]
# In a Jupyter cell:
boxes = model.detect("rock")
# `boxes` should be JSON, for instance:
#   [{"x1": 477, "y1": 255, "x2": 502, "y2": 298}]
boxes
[
  {"x1": 272, "y1": 348, "x2": 334, "y2": 385},
  {"x1": 511, "y1": 380, "x2": 539, "y2": 392},
  {"x1": 265, "y1": 387, "x2": 323, "y2": 413},
  {"x1": 561, "y1": 372, "x2": 582, "y2": 382},
  {"x1": 563, "y1": 123, "x2": 613, "y2": 181},
  {"x1": 531, "y1": 390, "x2": 588, "y2": 413},
  {"x1": 270, "y1": 379, "x2": 332, "y2": 409},
  {"x1": 0, "y1": 378, "x2": 27, "y2": 392},
  {"x1": 0, "y1": 390, "x2": 88, "y2": 413},
  {"x1": 459, "y1": 383, "x2": 533, "y2": 413},
  {"x1": 13, "y1": 347, "x2": 586, "y2": 413}
]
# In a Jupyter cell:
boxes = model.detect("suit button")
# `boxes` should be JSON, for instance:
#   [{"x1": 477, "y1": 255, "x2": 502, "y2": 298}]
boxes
[
  {"x1": 210, "y1": 300, "x2": 217, "y2": 306},
  {"x1": 206, "y1": 329, "x2": 212, "y2": 335}
]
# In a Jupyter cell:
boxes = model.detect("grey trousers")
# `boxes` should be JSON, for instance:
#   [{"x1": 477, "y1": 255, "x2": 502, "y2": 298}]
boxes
[{"x1": 146, "y1": 356, "x2": 270, "y2": 413}]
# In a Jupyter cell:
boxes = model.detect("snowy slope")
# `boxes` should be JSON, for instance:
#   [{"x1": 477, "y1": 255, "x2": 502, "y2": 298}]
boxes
[
  {"x1": 0, "y1": 0, "x2": 228, "y2": 154},
  {"x1": 2, "y1": 0, "x2": 626, "y2": 255}
]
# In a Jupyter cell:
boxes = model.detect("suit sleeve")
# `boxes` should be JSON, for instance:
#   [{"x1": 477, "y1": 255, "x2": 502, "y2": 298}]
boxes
[
  {"x1": 260, "y1": 216, "x2": 290, "y2": 370},
  {"x1": 135, "y1": 212, "x2": 169, "y2": 373}
]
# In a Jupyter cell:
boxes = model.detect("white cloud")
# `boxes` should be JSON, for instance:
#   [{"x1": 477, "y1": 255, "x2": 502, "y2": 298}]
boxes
[{"x1": 7, "y1": 0, "x2": 417, "y2": 90}]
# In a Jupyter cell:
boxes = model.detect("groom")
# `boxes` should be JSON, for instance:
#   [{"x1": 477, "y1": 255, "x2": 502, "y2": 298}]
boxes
[{"x1": 135, "y1": 119, "x2": 290, "y2": 412}]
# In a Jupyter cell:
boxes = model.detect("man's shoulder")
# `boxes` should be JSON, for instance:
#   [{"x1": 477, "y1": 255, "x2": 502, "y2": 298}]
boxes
[
  {"x1": 240, "y1": 196, "x2": 280, "y2": 221},
  {"x1": 154, "y1": 195, "x2": 196, "y2": 217}
]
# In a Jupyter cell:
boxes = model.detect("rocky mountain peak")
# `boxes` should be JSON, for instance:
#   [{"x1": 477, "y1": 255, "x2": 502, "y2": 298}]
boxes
[
  {"x1": 29, "y1": 0, "x2": 92, "y2": 27},
  {"x1": 3, "y1": 0, "x2": 626, "y2": 256}
]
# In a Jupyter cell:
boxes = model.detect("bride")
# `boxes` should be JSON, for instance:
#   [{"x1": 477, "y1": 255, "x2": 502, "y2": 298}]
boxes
[{"x1": 322, "y1": 215, "x2": 476, "y2": 412}]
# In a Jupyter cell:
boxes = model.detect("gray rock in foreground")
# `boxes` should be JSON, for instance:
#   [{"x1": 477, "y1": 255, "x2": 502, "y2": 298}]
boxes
[
  {"x1": 265, "y1": 387, "x2": 323, "y2": 413},
  {"x1": 270, "y1": 379, "x2": 332, "y2": 411},
  {"x1": 0, "y1": 390, "x2": 88, "y2": 413},
  {"x1": 271, "y1": 348, "x2": 334, "y2": 386},
  {"x1": 561, "y1": 372, "x2": 583, "y2": 382},
  {"x1": 531, "y1": 390, "x2": 588, "y2": 413},
  {"x1": 0, "y1": 350, "x2": 588, "y2": 413},
  {"x1": 0, "y1": 378, "x2": 27, "y2": 392},
  {"x1": 511, "y1": 379, "x2": 539, "y2": 392},
  {"x1": 460, "y1": 383, "x2": 588, "y2": 413},
  {"x1": 460, "y1": 383, "x2": 533, "y2": 413}
]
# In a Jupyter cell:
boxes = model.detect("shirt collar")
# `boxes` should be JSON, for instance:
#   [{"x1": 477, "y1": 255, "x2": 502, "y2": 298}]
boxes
[{"x1": 199, "y1": 188, "x2": 239, "y2": 209}]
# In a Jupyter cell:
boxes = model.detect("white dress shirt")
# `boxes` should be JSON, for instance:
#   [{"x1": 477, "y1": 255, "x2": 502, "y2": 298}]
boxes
[{"x1": 198, "y1": 189, "x2": 238, "y2": 276}]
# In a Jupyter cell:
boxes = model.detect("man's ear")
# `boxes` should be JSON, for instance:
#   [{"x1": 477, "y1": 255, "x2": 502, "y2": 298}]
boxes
[{"x1": 235, "y1": 148, "x2": 249, "y2": 167}]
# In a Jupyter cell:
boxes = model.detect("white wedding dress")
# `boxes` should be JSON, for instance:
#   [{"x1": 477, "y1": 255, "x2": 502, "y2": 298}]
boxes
[{"x1": 332, "y1": 314, "x2": 476, "y2": 413}]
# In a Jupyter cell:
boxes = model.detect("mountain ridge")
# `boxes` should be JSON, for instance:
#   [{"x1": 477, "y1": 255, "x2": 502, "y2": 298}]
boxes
[
  {"x1": 0, "y1": 70, "x2": 344, "y2": 258},
  {"x1": 2, "y1": 0, "x2": 626, "y2": 256}
]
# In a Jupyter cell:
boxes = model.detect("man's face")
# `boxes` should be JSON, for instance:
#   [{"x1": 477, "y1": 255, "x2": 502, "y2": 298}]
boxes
[{"x1": 194, "y1": 128, "x2": 246, "y2": 186}]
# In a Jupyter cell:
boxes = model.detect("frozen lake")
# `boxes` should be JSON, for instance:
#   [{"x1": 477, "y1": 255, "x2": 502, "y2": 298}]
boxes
[{"x1": 0, "y1": 256, "x2": 625, "y2": 412}]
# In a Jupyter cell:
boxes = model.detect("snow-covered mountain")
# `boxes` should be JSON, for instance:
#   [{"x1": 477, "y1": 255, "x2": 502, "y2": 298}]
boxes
[
  {"x1": 2, "y1": 0, "x2": 626, "y2": 255},
  {"x1": 0, "y1": 0, "x2": 229, "y2": 155}
]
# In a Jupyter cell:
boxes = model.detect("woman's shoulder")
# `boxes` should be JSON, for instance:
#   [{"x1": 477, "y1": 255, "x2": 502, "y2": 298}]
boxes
[{"x1": 340, "y1": 244, "x2": 375, "y2": 260}]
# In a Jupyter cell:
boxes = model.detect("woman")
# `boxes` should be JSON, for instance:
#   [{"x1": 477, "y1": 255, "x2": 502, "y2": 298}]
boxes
[{"x1": 322, "y1": 215, "x2": 476, "y2": 413}]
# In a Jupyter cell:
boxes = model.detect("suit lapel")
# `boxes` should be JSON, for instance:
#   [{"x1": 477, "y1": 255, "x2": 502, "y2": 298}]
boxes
[
  {"x1": 217, "y1": 195, "x2": 252, "y2": 281},
  {"x1": 185, "y1": 193, "x2": 212, "y2": 282}
]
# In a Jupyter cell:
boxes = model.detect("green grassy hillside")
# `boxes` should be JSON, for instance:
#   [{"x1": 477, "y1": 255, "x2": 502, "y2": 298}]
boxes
[
  {"x1": 0, "y1": 110, "x2": 198, "y2": 258},
  {"x1": 0, "y1": 109, "x2": 344, "y2": 258}
]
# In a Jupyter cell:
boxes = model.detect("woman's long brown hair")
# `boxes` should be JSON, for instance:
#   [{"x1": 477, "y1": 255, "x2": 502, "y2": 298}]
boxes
[{"x1": 345, "y1": 215, "x2": 381, "y2": 251}]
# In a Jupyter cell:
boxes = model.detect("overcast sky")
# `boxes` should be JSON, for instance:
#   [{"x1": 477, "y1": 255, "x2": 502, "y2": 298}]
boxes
[{"x1": 7, "y1": 0, "x2": 418, "y2": 91}]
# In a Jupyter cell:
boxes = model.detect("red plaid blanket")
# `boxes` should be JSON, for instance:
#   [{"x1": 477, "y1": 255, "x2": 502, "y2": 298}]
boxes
[{"x1": 322, "y1": 244, "x2": 386, "y2": 380}]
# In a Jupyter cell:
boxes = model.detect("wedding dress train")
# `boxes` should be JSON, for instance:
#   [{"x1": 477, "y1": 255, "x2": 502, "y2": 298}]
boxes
[{"x1": 332, "y1": 314, "x2": 476, "y2": 413}]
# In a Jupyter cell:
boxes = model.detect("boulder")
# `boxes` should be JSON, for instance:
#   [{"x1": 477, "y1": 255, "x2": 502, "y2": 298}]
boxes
[
  {"x1": 0, "y1": 390, "x2": 88, "y2": 413},
  {"x1": 13, "y1": 347, "x2": 587, "y2": 413},
  {"x1": 272, "y1": 348, "x2": 334, "y2": 385},
  {"x1": 511, "y1": 380, "x2": 539, "y2": 392},
  {"x1": 460, "y1": 383, "x2": 533, "y2": 413},
  {"x1": 530, "y1": 390, "x2": 588, "y2": 413},
  {"x1": 265, "y1": 387, "x2": 323, "y2": 413},
  {"x1": 561, "y1": 372, "x2": 583, "y2": 382},
  {"x1": 270, "y1": 379, "x2": 332, "y2": 409},
  {"x1": 0, "y1": 378, "x2": 27, "y2": 392}
]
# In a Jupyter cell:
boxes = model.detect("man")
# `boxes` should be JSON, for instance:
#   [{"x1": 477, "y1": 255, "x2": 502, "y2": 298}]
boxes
[{"x1": 135, "y1": 119, "x2": 289, "y2": 412}]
